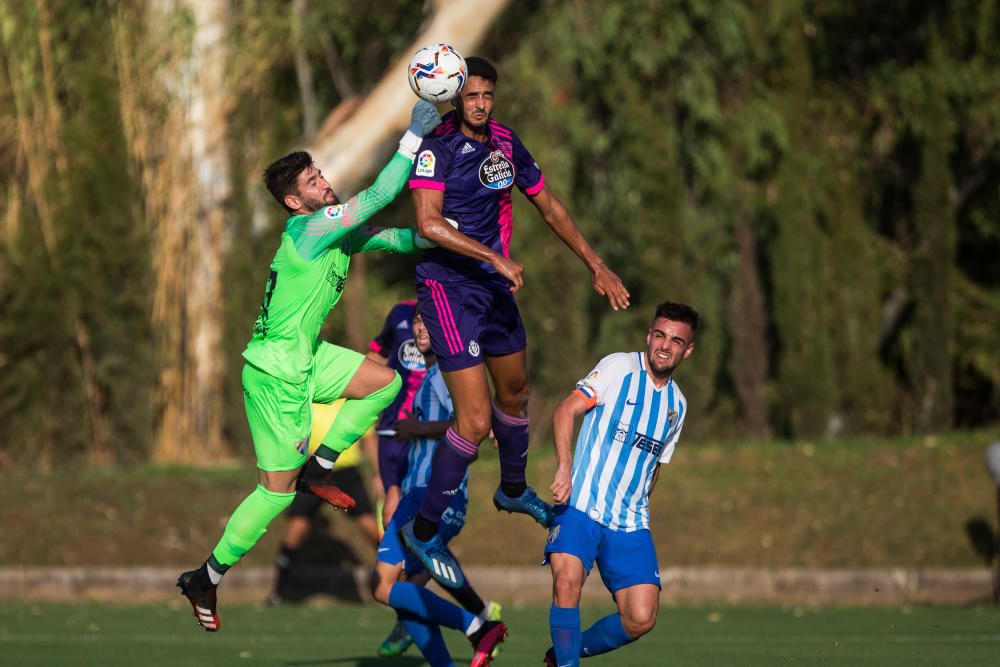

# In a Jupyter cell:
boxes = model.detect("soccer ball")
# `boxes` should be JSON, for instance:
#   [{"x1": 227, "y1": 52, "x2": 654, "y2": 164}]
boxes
[{"x1": 407, "y1": 43, "x2": 467, "y2": 104}]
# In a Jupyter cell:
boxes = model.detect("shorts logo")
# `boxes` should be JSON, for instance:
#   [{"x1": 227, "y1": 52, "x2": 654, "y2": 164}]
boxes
[
  {"x1": 397, "y1": 339, "x2": 426, "y2": 372},
  {"x1": 588, "y1": 507, "x2": 602, "y2": 521},
  {"x1": 416, "y1": 150, "x2": 435, "y2": 177},
  {"x1": 547, "y1": 524, "x2": 560, "y2": 544},
  {"x1": 468, "y1": 340, "x2": 480, "y2": 357},
  {"x1": 295, "y1": 437, "x2": 310, "y2": 455},
  {"x1": 479, "y1": 150, "x2": 515, "y2": 190},
  {"x1": 323, "y1": 205, "x2": 344, "y2": 219}
]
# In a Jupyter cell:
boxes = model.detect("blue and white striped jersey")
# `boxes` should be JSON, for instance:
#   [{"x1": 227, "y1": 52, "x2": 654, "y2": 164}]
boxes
[
  {"x1": 570, "y1": 352, "x2": 687, "y2": 532},
  {"x1": 401, "y1": 362, "x2": 467, "y2": 495}
]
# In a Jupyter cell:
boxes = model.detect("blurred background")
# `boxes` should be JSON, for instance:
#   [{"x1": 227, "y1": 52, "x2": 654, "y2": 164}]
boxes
[{"x1": 1, "y1": 0, "x2": 999, "y2": 573}]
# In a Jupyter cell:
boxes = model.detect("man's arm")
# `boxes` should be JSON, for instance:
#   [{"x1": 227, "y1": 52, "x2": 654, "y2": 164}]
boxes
[
  {"x1": 526, "y1": 185, "x2": 631, "y2": 311},
  {"x1": 290, "y1": 102, "x2": 440, "y2": 259},
  {"x1": 550, "y1": 390, "x2": 591, "y2": 504},
  {"x1": 348, "y1": 225, "x2": 434, "y2": 255},
  {"x1": 413, "y1": 188, "x2": 526, "y2": 292},
  {"x1": 395, "y1": 417, "x2": 454, "y2": 441}
]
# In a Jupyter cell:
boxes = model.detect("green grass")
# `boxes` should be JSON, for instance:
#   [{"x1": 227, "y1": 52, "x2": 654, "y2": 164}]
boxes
[{"x1": 2, "y1": 601, "x2": 999, "y2": 666}]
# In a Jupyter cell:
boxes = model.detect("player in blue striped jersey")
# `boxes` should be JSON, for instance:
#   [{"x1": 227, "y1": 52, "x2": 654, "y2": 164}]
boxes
[
  {"x1": 370, "y1": 312, "x2": 506, "y2": 667},
  {"x1": 543, "y1": 301, "x2": 699, "y2": 667}
]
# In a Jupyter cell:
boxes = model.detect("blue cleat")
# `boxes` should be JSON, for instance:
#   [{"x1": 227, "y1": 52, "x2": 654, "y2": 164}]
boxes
[
  {"x1": 493, "y1": 485, "x2": 554, "y2": 528},
  {"x1": 399, "y1": 519, "x2": 465, "y2": 589},
  {"x1": 377, "y1": 619, "x2": 413, "y2": 657}
]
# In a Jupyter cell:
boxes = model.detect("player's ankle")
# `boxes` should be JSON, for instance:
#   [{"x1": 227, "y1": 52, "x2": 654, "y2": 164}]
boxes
[
  {"x1": 500, "y1": 481, "x2": 526, "y2": 498},
  {"x1": 412, "y1": 514, "x2": 439, "y2": 542}
]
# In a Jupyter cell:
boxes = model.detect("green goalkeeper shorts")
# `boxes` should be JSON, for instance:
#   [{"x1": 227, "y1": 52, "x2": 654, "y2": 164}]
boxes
[{"x1": 242, "y1": 342, "x2": 366, "y2": 472}]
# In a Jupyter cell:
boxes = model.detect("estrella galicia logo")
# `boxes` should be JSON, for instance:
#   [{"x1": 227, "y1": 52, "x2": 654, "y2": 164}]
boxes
[
  {"x1": 632, "y1": 434, "x2": 665, "y2": 457},
  {"x1": 478, "y1": 150, "x2": 515, "y2": 190},
  {"x1": 397, "y1": 339, "x2": 426, "y2": 372}
]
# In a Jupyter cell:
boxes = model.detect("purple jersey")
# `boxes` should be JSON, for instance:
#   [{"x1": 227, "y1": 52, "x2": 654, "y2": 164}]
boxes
[
  {"x1": 368, "y1": 301, "x2": 426, "y2": 432},
  {"x1": 409, "y1": 111, "x2": 545, "y2": 282}
]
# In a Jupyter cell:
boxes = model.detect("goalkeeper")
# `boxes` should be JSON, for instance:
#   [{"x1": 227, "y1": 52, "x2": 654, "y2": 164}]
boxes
[{"x1": 177, "y1": 101, "x2": 441, "y2": 632}]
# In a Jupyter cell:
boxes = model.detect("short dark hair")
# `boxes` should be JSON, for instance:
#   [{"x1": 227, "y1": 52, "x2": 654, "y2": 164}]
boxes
[
  {"x1": 653, "y1": 301, "x2": 701, "y2": 338},
  {"x1": 465, "y1": 56, "x2": 498, "y2": 84},
  {"x1": 263, "y1": 151, "x2": 313, "y2": 212}
]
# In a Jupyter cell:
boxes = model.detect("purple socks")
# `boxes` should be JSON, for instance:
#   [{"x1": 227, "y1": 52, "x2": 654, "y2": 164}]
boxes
[{"x1": 492, "y1": 403, "x2": 529, "y2": 484}]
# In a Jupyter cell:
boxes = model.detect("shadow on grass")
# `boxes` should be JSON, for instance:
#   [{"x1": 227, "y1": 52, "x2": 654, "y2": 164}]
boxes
[{"x1": 286, "y1": 657, "x2": 426, "y2": 666}]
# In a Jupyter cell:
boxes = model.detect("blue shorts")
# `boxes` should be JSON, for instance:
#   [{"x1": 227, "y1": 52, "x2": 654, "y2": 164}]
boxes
[
  {"x1": 378, "y1": 486, "x2": 468, "y2": 575},
  {"x1": 543, "y1": 505, "x2": 661, "y2": 595},
  {"x1": 377, "y1": 435, "x2": 411, "y2": 489},
  {"x1": 416, "y1": 276, "x2": 527, "y2": 372}
]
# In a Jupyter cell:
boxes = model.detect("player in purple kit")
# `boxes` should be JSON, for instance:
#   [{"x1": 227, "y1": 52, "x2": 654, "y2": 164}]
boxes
[
  {"x1": 401, "y1": 56, "x2": 631, "y2": 588},
  {"x1": 366, "y1": 300, "x2": 427, "y2": 529}
]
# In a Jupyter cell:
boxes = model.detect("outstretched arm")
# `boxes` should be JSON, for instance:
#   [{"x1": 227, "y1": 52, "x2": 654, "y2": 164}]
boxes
[
  {"x1": 289, "y1": 101, "x2": 441, "y2": 259},
  {"x1": 527, "y1": 185, "x2": 631, "y2": 311},
  {"x1": 348, "y1": 225, "x2": 434, "y2": 255}
]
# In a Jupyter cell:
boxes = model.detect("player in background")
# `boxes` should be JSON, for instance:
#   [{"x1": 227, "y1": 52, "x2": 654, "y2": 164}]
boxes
[
  {"x1": 176, "y1": 101, "x2": 441, "y2": 632},
  {"x1": 371, "y1": 312, "x2": 506, "y2": 667},
  {"x1": 365, "y1": 300, "x2": 426, "y2": 528},
  {"x1": 402, "y1": 56, "x2": 631, "y2": 587},
  {"x1": 542, "y1": 301, "x2": 698, "y2": 667},
  {"x1": 267, "y1": 401, "x2": 380, "y2": 606}
]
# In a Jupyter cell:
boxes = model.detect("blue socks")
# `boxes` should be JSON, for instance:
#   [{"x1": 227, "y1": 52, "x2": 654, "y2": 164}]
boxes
[
  {"x1": 550, "y1": 605, "x2": 581, "y2": 666},
  {"x1": 388, "y1": 581, "x2": 478, "y2": 633},
  {"x1": 580, "y1": 613, "x2": 634, "y2": 656},
  {"x1": 399, "y1": 611, "x2": 454, "y2": 667}
]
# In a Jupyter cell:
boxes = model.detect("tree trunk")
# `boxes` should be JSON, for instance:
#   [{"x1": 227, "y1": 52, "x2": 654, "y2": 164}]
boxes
[
  {"x1": 113, "y1": 0, "x2": 233, "y2": 463},
  {"x1": 728, "y1": 215, "x2": 771, "y2": 439}
]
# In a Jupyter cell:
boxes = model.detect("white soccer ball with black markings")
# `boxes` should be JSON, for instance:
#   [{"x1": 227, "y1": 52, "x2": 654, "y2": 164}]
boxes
[{"x1": 407, "y1": 43, "x2": 467, "y2": 104}]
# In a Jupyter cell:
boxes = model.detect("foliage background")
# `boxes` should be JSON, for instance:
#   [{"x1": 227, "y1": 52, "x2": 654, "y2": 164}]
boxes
[{"x1": 1, "y1": 0, "x2": 998, "y2": 468}]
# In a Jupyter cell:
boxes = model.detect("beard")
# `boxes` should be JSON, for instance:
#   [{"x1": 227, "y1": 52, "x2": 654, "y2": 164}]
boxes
[{"x1": 299, "y1": 191, "x2": 335, "y2": 213}]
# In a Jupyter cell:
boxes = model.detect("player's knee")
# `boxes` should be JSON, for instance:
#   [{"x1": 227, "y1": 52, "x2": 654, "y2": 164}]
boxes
[
  {"x1": 552, "y1": 574, "x2": 582, "y2": 607},
  {"x1": 622, "y1": 606, "x2": 657, "y2": 638},
  {"x1": 456, "y1": 413, "x2": 491, "y2": 443},
  {"x1": 370, "y1": 571, "x2": 393, "y2": 606},
  {"x1": 495, "y1": 383, "x2": 530, "y2": 414}
]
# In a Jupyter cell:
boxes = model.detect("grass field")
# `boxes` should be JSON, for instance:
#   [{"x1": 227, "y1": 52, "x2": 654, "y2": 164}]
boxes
[{"x1": 2, "y1": 601, "x2": 999, "y2": 666}]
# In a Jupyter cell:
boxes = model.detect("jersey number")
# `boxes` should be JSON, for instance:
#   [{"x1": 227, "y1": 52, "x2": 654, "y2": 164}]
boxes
[{"x1": 253, "y1": 270, "x2": 278, "y2": 336}]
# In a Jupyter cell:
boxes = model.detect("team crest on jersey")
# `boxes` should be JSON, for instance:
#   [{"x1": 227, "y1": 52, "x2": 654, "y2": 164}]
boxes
[
  {"x1": 479, "y1": 150, "x2": 515, "y2": 190},
  {"x1": 613, "y1": 419, "x2": 632, "y2": 443},
  {"x1": 323, "y1": 205, "x2": 344, "y2": 219},
  {"x1": 416, "y1": 150, "x2": 435, "y2": 177},
  {"x1": 397, "y1": 339, "x2": 426, "y2": 371},
  {"x1": 468, "y1": 340, "x2": 481, "y2": 357}
]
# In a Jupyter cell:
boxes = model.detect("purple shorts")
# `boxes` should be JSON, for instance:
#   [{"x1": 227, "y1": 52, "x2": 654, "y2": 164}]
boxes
[
  {"x1": 416, "y1": 277, "x2": 527, "y2": 372},
  {"x1": 377, "y1": 435, "x2": 411, "y2": 489}
]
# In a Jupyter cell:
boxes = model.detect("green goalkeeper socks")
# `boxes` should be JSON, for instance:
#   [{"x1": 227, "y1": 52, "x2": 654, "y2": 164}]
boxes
[
  {"x1": 321, "y1": 372, "x2": 402, "y2": 456},
  {"x1": 210, "y1": 484, "x2": 295, "y2": 570}
]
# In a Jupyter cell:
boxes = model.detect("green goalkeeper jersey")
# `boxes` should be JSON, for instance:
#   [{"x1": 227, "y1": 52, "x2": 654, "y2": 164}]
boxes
[{"x1": 242, "y1": 151, "x2": 422, "y2": 384}]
